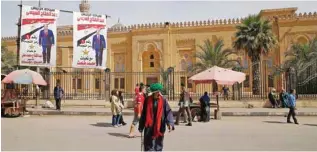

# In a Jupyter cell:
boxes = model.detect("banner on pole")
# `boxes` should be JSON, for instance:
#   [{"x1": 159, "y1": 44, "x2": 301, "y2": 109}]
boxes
[
  {"x1": 19, "y1": 5, "x2": 59, "y2": 67},
  {"x1": 72, "y1": 12, "x2": 107, "y2": 69}
]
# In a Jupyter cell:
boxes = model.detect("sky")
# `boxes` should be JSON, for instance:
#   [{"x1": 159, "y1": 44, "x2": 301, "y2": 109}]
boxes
[{"x1": 1, "y1": 0, "x2": 317, "y2": 37}]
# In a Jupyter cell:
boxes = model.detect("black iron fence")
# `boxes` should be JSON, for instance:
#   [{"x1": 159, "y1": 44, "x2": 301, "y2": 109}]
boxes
[{"x1": 2, "y1": 67, "x2": 316, "y2": 101}]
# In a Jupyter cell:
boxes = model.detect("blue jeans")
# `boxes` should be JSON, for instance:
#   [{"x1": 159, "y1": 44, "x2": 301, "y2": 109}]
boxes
[{"x1": 112, "y1": 114, "x2": 121, "y2": 126}]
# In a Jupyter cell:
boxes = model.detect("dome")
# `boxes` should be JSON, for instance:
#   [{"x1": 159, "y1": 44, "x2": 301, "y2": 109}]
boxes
[
  {"x1": 111, "y1": 18, "x2": 124, "y2": 29},
  {"x1": 111, "y1": 23, "x2": 124, "y2": 29}
]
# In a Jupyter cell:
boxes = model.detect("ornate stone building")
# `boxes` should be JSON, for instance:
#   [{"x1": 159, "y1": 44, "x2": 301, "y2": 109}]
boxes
[{"x1": 2, "y1": 1, "x2": 317, "y2": 96}]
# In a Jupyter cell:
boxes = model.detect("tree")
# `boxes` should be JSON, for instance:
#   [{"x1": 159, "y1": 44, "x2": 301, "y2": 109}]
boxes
[
  {"x1": 191, "y1": 39, "x2": 240, "y2": 73},
  {"x1": 284, "y1": 37, "x2": 317, "y2": 75},
  {"x1": 233, "y1": 14, "x2": 277, "y2": 95},
  {"x1": 283, "y1": 37, "x2": 317, "y2": 92},
  {"x1": 191, "y1": 39, "x2": 240, "y2": 92},
  {"x1": 1, "y1": 42, "x2": 17, "y2": 73}
]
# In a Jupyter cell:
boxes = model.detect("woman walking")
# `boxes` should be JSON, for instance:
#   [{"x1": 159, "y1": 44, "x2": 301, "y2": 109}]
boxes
[
  {"x1": 118, "y1": 91, "x2": 127, "y2": 126},
  {"x1": 110, "y1": 90, "x2": 123, "y2": 127}
]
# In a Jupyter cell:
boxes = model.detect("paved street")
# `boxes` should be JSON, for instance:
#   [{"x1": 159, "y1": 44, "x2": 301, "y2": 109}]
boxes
[{"x1": 2, "y1": 116, "x2": 317, "y2": 151}]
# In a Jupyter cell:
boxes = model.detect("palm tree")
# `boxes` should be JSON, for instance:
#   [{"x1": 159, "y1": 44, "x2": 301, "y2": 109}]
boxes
[
  {"x1": 191, "y1": 39, "x2": 240, "y2": 92},
  {"x1": 283, "y1": 37, "x2": 317, "y2": 92},
  {"x1": 284, "y1": 37, "x2": 317, "y2": 75},
  {"x1": 233, "y1": 14, "x2": 277, "y2": 95},
  {"x1": 1, "y1": 42, "x2": 17, "y2": 73},
  {"x1": 191, "y1": 39, "x2": 240, "y2": 73}
]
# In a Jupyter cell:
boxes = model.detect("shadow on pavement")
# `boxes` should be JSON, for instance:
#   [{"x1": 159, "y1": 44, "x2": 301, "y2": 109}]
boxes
[
  {"x1": 90, "y1": 122, "x2": 113, "y2": 127},
  {"x1": 108, "y1": 132, "x2": 130, "y2": 138},
  {"x1": 263, "y1": 121, "x2": 286, "y2": 124},
  {"x1": 304, "y1": 124, "x2": 317, "y2": 127}
]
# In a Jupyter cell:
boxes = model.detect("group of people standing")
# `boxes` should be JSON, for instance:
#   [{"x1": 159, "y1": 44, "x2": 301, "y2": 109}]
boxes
[
  {"x1": 110, "y1": 90, "x2": 126, "y2": 127},
  {"x1": 268, "y1": 88, "x2": 299, "y2": 124}
]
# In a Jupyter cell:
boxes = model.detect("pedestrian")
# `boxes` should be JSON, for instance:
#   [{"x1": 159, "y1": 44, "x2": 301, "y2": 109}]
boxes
[
  {"x1": 138, "y1": 83, "x2": 174, "y2": 151},
  {"x1": 222, "y1": 85, "x2": 230, "y2": 100},
  {"x1": 199, "y1": 92, "x2": 210, "y2": 122},
  {"x1": 53, "y1": 83, "x2": 64, "y2": 111},
  {"x1": 110, "y1": 90, "x2": 122, "y2": 127},
  {"x1": 145, "y1": 84, "x2": 152, "y2": 97},
  {"x1": 279, "y1": 89, "x2": 289, "y2": 108},
  {"x1": 175, "y1": 83, "x2": 192, "y2": 126},
  {"x1": 128, "y1": 83, "x2": 146, "y2": 138},
  {"x1": 135, "y1": 83, "x2": 139, "y2": 95},
  {"x1": 268, "y1": 88, "x2": 278, "y2": 108},
  {"x1": 118, "y1": 91, "x2": 127, "y2": 126},
  {"x1": 287, "y1": 89, "x2": 299, "y2": 124}
]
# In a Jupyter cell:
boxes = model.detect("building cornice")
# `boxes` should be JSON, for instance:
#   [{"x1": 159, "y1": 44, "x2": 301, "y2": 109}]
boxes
[{"x1": 2, "y1": 11, "x2": 317, "y2": 41}]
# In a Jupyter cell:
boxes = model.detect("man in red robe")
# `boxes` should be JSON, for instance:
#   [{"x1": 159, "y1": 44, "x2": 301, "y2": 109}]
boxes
[{"x1": 138, "y1": 83, "x2": 174, "y2": 151}]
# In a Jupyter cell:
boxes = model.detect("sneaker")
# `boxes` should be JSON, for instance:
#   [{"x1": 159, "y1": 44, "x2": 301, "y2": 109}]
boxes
[
  {"x1": 295, "y1": 122, "x2": 299, "y2": 125},
  {"x1": 118, "y1": 124, "x2": 122, "y2": 127},
  {"x1": 122, "y1": 122, "x2": 127, "y2": 126},
  {"x1": 287, "y1": 121, "x2": 293, "y2": 123},
  {"x1": 113, "y1": 125, "x2": 118, "y2": 128}
]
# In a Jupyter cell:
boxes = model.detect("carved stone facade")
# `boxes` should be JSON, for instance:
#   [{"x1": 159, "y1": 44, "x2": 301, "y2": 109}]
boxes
[{"x1": 2, "y1": 7, "x2": 317, "y2": 94}]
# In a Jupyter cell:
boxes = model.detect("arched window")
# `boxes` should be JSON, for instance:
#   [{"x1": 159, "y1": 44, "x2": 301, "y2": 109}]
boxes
[{"x1": 150, "y1": 54, "x2": 154, "y2": 59}]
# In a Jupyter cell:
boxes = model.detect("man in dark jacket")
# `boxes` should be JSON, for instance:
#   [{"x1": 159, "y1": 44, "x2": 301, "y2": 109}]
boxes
[
  {"x1": 199, "y1": 92, "x2": 210, "y2": 122},
  {"x1": 138, "y1": 83, "x2": 174, "y2": 151},
  {"x1": 54, "y1": 83, "x2": 64, "y2": 111}
]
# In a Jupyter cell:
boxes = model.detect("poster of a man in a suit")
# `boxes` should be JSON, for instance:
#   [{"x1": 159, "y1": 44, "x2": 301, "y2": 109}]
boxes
[
  {"x1": 92, "y1": 28, "x2": 106, "y2": 66},
  {"x1": 38, "y1": 24, "x2": 55, "y2": 64}
]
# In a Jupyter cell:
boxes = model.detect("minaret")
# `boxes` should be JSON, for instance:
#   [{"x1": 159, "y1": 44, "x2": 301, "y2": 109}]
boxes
[{"x1": 79, "y1": 0, "x2": 90, "y2": 13}]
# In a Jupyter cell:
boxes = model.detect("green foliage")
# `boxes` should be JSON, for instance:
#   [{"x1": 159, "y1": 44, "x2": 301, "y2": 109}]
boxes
[
  {"x1": 283, "y1": 37, "x2": 317, "y2": 76},
  {"x1": 191, "y1": 39, "x2": 240, "y2": 73},
  {"x1": 233, "y1": 14, "x2": 277, "y2": 94},
  {"x1": 1, "y1": 42, "x2": 17, "y2": 73},
  {"x1": 233, "y1": 14, "x2": 277, "y2": 58}
]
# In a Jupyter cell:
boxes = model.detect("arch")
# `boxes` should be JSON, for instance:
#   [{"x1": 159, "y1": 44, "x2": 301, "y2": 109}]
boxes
[
  {"x1": 138, "y1": 41, "x2": 163, "y2": 60},
  {"x1": 295, "y1": 34, "x2": 310, "y2": 45}
]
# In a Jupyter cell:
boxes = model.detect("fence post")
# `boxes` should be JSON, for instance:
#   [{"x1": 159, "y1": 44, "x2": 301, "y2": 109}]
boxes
[{"x1": 104, "y1": 68, "x2": 111, "y2": 102}]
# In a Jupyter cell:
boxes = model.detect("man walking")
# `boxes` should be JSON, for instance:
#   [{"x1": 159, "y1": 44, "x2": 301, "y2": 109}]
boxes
[
  {"x1": 222, "y1": 85, "x2": 230, "y2": 100},
  {"x1": 175, "y1": 84, "x2": 192, "y2": 126},
  {"x1": 54, "y1": 83, "x2": 64, "y2": 111},
  {"x1": 138, "y1": 83, "x2": 174, "y2": 151},
  {"x1": 128, "y1": 83, "x2": 145, "y2": 138},
  {"x1": 92, "y1": 28, "x2": 106, "y2": 66},
  {"x1": 39, "y1": 24, "x2": 55, "y2": 64},
  {"x1": 287, "y1": 89, "x2": 299, "y2": 124}
]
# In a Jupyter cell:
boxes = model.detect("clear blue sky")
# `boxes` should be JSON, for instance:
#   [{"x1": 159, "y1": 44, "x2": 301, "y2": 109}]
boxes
[{"x1": 1, "y1": 0, "x2": 317, "y2": 37}]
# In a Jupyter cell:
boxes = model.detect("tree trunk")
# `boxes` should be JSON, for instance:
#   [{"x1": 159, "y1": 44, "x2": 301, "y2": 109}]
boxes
[{"x1": 251, "y1": 56, "x2": 261, "y2": 95}]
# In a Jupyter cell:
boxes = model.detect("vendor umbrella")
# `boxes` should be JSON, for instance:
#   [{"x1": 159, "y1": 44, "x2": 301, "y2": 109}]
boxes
[{"x1": 2, "y1": 69, "x2": 47, "y2": 86}]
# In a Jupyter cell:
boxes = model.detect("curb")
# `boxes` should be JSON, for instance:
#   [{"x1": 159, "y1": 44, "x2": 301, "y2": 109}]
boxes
[{"x1": 28, "y1": 111, "x2": 317, "y2": 116}]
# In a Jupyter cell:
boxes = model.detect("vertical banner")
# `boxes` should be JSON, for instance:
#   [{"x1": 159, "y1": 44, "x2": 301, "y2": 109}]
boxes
[
  {"x1": 72, "y1": 12, "x2": 107, "y2": 69},
  {"x1": 20, "y1": 5, "x2": 59, "y2": 66}
]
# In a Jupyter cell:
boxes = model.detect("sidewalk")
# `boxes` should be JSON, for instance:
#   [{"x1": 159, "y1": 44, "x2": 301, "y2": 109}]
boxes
[{"x1": 27, "y1": 107, "x2": 317, "y2": 116}]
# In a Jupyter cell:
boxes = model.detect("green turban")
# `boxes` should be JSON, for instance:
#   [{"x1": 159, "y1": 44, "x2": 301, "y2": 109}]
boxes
[{"x1": 150, "y1": 83, "x2": 163, "y2": 93}]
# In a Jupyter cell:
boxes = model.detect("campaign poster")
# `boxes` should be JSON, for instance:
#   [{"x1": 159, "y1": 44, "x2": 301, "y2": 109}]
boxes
[
  {"x1": 72, "y1": 12, "x2": 107, "y2": 69},
  {"x1": 19, "y1": 5, "x2": 59, "y2": 66}
]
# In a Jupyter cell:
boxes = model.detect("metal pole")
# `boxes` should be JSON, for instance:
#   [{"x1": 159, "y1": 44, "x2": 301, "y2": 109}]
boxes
[
  {"x1": 16, "y1": 0, "x2": 22, "y2": 70},
  {"x1": 35, "y1": 0, "x2": 41, "y2": 108}
]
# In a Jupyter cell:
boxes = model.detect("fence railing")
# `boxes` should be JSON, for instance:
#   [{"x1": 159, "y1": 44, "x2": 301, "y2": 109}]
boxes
[{"x1": 2, "y1": 69, "x2": 317, "y2": 101}]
